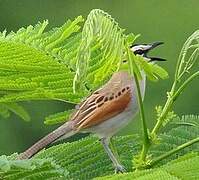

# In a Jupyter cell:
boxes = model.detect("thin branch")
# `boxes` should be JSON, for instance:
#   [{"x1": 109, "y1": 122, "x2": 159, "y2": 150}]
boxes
[
  {"x1": 173, "y1": 71, "x2": 199, "y2": 100},
  {"x1": 149, "y1": 137, "x2": 199, "y2": 168},
  {"x1": 151, "y1": 71, "x2": 199, "y2": 135},
  {"x1": 126, "y1": 44, "x2": 150, "y2": 162},
  {"x1": 133, "y1": 72, "x2": 150, "y2": 161},
  {"x1": 151, "y1": 82, "x2": 177, "y2": 135}
]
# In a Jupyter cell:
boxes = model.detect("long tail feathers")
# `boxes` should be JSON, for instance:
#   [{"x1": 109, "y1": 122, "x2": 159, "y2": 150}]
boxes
[{"x1": 17, "y1": 122, "x2": 75, "y2": 160}]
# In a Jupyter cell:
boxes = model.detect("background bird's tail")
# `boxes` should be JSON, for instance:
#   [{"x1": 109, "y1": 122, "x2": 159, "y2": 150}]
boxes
[{"x1": 17, "y1": 121, "x2": 75, "y2": 160}]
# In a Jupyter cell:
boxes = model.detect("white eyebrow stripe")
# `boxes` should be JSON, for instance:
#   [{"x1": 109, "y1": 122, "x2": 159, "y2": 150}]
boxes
[{"x1": 131, "y1": 45, "x2": 151, "y2": 51}]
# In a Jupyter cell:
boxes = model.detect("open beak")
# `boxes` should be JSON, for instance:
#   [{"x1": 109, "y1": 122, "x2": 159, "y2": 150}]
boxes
[{"x1": 144, "y1": 42, "x2": 166, "y2": 62}]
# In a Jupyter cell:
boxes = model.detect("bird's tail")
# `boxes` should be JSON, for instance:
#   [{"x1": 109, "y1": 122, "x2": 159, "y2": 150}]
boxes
[{"x1": 17, "y1": 121, "x2": 75, "y2": 160}]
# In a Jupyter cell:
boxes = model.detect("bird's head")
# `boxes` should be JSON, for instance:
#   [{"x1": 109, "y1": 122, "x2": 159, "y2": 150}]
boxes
[{"x1": 130, "y1": 42, "x2": 166, "y2": 62}]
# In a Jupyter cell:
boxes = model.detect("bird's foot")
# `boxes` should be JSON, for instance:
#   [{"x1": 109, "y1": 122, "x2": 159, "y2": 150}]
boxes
[{"x1": 114, "y1": 164, "x2": 126, "y2": 174}]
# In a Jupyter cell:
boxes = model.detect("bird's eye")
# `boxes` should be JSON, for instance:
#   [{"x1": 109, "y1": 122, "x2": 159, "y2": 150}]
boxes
[{"x1": 134, "y1": 49, "x2": 143, "y2": 55}]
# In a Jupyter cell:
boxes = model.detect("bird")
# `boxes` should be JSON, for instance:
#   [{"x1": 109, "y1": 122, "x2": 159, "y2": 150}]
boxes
[{"x1": 17, "y1": 42, "x2": 165, "y2": 173}]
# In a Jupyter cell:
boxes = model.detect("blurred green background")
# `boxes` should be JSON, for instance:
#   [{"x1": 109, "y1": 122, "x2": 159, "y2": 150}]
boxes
[{"x1": 0, "y1": 0, "x2": 198, "y2": 155}]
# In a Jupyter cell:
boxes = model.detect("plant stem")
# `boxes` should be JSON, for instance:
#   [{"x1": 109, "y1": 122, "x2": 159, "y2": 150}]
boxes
[
  {"x1": 149, "y1": 137, "x2": 199, "y2": 167},
  {"x1": 152, "y1": 71, "x2": 199, "y2": 135},
  {"x1": 125, "y1": 44, "x2": 150, "y2": 162},
  {"x1": 173, "y1": 71, "x2": 199, "y2": 100},
  {"x1": 133, "y1": 72, "x2": 150, "y2": 161},
  {"x1": 151, "y1": 81, "x2": 176, "y2": 135},
  {"x1": 137, "y1": 31, "x2": 199, "y2": 169}
]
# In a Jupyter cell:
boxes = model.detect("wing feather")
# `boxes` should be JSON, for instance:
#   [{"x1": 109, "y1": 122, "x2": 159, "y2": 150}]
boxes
[{"x1": 72, "y1": 87, "x2": 132, "y2": 130}]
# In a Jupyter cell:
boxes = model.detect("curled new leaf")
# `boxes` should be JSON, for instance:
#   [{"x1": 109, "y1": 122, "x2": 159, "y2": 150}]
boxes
[{"x1": 74, "y1": 9, "x2": 127, "y2": 91}]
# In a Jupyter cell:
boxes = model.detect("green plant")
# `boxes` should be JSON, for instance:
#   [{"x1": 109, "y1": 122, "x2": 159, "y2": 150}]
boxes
[
  {"x1": 132, "y1": 29, "x2": 199, "y2": 169},
  {"x1": 0, "y1": 9, "x2": 198, "y2": 180}
]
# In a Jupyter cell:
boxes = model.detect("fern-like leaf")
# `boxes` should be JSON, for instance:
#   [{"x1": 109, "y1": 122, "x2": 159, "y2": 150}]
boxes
[
  {"x1": 44, "y1": 109, "x2": 74, "y2": 125},
  {"x1": 0, "y1": 18, "x2": 86, "y2": 121},
  {"x1": 74, "y1": 9, "x2": 128, "y2": 91},
  {"x1": 1, "y1": 120, "x2": 198, "y2": 179},
  {"x1": 0, "y1": 103, "x2": 30, "y2": 121},
  {"x1": 161, "y1": 114, "x2": 199, "y2": 133},
  {"x1": 0, "y1": 154, "x2": 69, "y2": 180},
  {"x1": 0, "y1": 9, "x2": 168, "y2": 122},
  {"x1": 0, "y1": 104, "x2": 10, "y2": 119},
  {"x1": 96, "y1": 152, "x2": 199, "y2": 180}
]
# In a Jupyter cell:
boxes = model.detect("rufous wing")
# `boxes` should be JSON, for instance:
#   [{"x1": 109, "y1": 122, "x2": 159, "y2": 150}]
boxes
[{"x1": 71, "y1": 86, "x2": 132, "y2": 130}]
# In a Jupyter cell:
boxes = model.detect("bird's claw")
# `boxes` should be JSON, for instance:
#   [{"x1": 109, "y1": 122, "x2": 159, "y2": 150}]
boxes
[{"x1": 114, "y1": 164, "x2": 126, "y2": 174}]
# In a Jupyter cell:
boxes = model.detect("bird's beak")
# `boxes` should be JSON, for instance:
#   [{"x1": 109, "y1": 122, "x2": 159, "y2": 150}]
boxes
[
  {"x1": 149, "y1": 42, "x2": 164, "y2": 50},
  {"x1": 145, "y1": 42, "x2": 166, "y2": 62}
]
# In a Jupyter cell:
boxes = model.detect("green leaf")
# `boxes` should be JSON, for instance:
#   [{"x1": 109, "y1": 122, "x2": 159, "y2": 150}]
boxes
[
  {"x1": 135, "y1": 56, "x2": 169, "y2": 81},
  {"x1": 45, "y1": 16, "x2": 84, "y2": 51},
  {"x1": 126, "y1": 45, "x2": 142, "y2": 79},
  {"x1": 136, "y1": 55, "x2": 158, "y2": 81},
  {"x1": 125, "y1": 33, "x2": 140, "y2": 46},
  {"x1": 150, "y1": 63, "x2": 169, "y2": 80},
  {"x1": 1, "y1": 102, "x2": 30, "y2": 121},
  {"x1": 1, "y1": 120, "x2": 197, "y2": 179},
  {"x1": 0, "y1": 155, "x2": 10, "y2": 172},
  {"x1": 0, "y1": 104, "x2": 10, "y2": 119},
  {"x1": 73, "y1": 9, "x2": 130, "y2": 91},
  {"x1": 0, "y1": 154, "x2": 69, "y2": 179},
  {"x1": 174, "y1": 114, "x2": 199, "y2": 127},
  {"x1": 162, "y1": 114, "x2": 199, "y2": 132},
  {"x1": 125, "y1": 43, "x2": 168, "y2": 81},
  {"x1": 155, "y1": 105, "x2": 177, "y2": 128},
  {"x1": 0, "y1": 18, "x2": 85, "y2": 106},
  {"x1": 44, "y1": 109, "x2": 74, "y2": 125},
  {"x1": 30, "y1": 135, "x2": 139, "y2": 179},
  {"x1": 175, "y1": 30, "x2": 199, "y2": 80},
  {"x1": 96, "y1": 152, "x2": 199, "y2": 180},
  {"x1": 0, "y1": 9, "x2": 168, "y2": 122}
]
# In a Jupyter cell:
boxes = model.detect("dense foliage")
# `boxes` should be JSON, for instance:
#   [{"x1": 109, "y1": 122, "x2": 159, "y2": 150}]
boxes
[{"x1": 0, "y1": 9, "x2": 198, "y2": 179}]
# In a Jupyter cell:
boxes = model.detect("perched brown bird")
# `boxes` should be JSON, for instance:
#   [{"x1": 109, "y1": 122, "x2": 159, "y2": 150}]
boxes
[{"x1": 18, "y1": 42, "x2": 165, "y2": 173}]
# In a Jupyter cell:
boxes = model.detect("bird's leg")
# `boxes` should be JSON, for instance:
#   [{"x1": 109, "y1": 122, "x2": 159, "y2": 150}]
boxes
[{"x1": 100, "y1": 137, "x2": 126, "y2": 173}]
